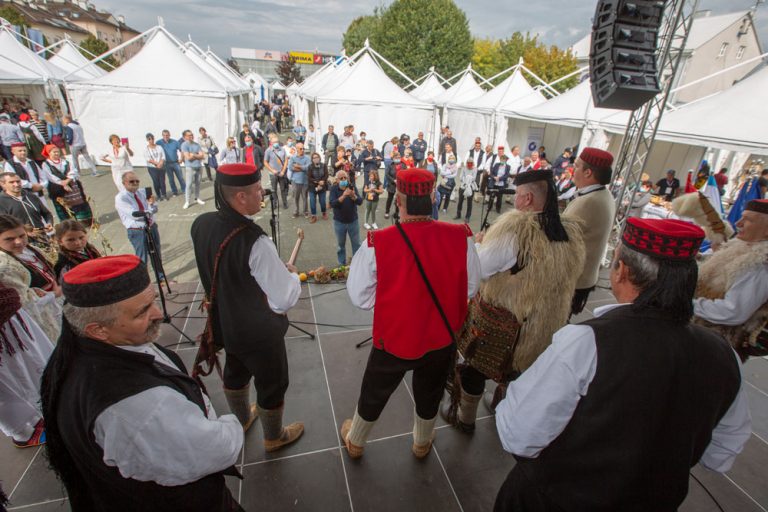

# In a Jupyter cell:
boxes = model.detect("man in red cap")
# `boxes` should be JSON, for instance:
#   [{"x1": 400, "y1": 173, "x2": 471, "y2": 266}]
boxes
[
  {"x1": 694, "y1": 198, "x2": 768, "y2": 359},
  {"x1": 41, "y1": 255, "x2": 245, "y2": 511},
  {"x1": 191, "y1": 163, "x2": 304, "y2": 453},
  {"x1": 342, "y1": 168, "x2": 482, "y2": 459},
  {"x1": 493, "y1": 217, "x2": 750, "y2": 511},
  {"x1": 564, "y1": 147, "x2": 617, "y2": 315}
]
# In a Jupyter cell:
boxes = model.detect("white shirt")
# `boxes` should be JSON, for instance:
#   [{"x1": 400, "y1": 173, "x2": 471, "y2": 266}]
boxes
[
  {"x1": 4, "y1": 157, "x2": 47, "y2": 190},
  {"x1": 576, "y1": 183, "x2": 604, "y2": 196},
  {"x1": 495, "y1": 304, "x2": 752, "y2": 473},
  {"x1": 347, "y1": 234, "x2": 482, "y2": 310},
  {"x1": 476, "y1": 235, "x2": 519, "y2": 281},
  {"x1": 115, "y1": 189, "x2": 157, "y2": 230},
  {"x1": 144, "y1": 145, "x2": 165, "y2": 168},
  {"x1": 93, "y1": 343, "x2": 243, "y2": 486},
  {"x1": 693, "y1": 265, "x2": 768, "y2": 325},
  {"x1": 42, "y1": 159, "x2": 78, "y2": 183},
  {"x1": 247, "y1": 236, "x2": 301, "y2": 314},
  {"x1": 507, "y1": 154, "x2": 521, "y2": 176}
]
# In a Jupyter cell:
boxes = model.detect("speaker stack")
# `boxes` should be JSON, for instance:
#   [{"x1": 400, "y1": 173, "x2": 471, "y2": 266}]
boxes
[{"x1": 590, "y1": 0, "x2": 667, "y2": 110}]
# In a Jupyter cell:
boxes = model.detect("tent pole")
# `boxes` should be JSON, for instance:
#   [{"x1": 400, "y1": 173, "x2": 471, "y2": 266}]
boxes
[
  {"x1": 364, "y1": 45, "x2": 418, "y2": 87},
  {"x1": 520, "y1": 64, "x2": 561, "y2": 97},
  {"x1": 35, "y1": 38, "x2": 66, "y2": 55},
  {"x1": 484, "y1": 63, "x2": 520, "y2": 84}
]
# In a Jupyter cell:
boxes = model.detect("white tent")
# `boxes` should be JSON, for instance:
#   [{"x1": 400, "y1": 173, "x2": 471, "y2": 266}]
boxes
[
  {"x1": 272, "y1": 80, "x2": 286, "y2": 91},
  {"x1": 244, "y1": 70, "x2": 270, "y2": 101},
  {"x1": 49, "y1": 39, "x2": 106, "y2": 81},
  {"x1": 652, "y1": 66, "x2": 768, "y2": 154},
  {"x1": 295, "y1": 60, "x2": 354, "y2": 129},
  {"x1": 431, "y1": 66, "x2": 486, "y2": 139},
  {"x1": 66, "y1": 27, "x2": 250, "y2": 166},
  {"x1": 0, "y1": 28, "x2": 68, "y2": 112},
  {"x1": 410, "y1": 72, "x2": 446, "y2": 102},
  {"x1": 449, "y1": 68, "x2": 547, "y2": 152},
  {"x1": 286, "y1": 80, "x2": 300, "y2": 103},
  {"x1": 310, "y1": 53, "x2": 438, "y2": 150}
]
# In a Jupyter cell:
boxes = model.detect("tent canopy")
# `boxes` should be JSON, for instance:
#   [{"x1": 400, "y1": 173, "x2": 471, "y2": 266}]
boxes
[
  {"x1": 0, "y1": 28, "x2": 66, "y2": 84},
  {"x1": 48, "y1": 39, "x2": 106, "y2": 81},
  {"x1": 654, "y1": 65, "x2": 768, "y2": 153},
  {"x1": 272, "y1": 80, "x2": 286, "y2": 90},
  {"x1": 432, "y1": 68, "x2": 485, "y2": 105},
  {"x1": 456, "y1": 68, "x2": 545, "y2": 112},
  {"x1": 410, "y1": 73, "x2": 446, "y2": 102}
]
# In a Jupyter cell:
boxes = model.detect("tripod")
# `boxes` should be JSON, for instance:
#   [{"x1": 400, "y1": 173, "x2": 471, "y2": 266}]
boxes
[
  {"x1": 268, "y1": 191, "x2": 316, "y2": 340},
  {"x1": 136, "y1": 212, "x2": 194, "y2": 344},
  {"x1": 478, "y1": 188, "x2": 515, "y2": 232}
]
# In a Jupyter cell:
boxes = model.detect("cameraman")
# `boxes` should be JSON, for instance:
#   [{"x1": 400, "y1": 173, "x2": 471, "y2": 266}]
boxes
[{"x1": 115, "y1": 171, "x2": 161, "y2": 267}]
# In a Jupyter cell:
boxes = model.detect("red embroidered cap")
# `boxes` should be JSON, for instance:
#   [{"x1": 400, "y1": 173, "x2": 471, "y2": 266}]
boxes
[
  {"x1": 396, "y1": 168, "x2": 435, "y2": 196},
  {"x1": 622, "y1": 218, "x2": 704, "y2": 261},
  {"x1": 579, "y1": 147, "x2": 614, "y2": 169},
  {"x1": 10, "y1": 142, "x2": 25, "y2": 149},
  {"x1": 63, "y1": 255, "x2": 150, "y2": 307},
  {"x1": 745, "y1": 199, "x2": 768, "y2": 215},
  {"x1": 216, "y1": 163, "x2": 261, "y2": 187}
]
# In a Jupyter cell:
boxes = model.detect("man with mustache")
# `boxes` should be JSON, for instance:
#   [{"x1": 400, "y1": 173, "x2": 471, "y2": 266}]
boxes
[{"x1": 41, "y1": 255, "x2": 245, "y2": 511}]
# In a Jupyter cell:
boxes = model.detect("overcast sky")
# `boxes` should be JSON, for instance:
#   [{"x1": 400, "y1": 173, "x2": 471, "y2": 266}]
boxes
[{"x1": 98, "y1": 0, "x2": 767, "y2": 60}]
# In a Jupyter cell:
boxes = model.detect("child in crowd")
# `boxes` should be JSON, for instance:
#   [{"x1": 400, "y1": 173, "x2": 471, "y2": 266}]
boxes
[
  {"x1": 363, "y1": 170, "x2": 384, "y2": 230},
  {"x1": 53, "y1": 220, "x2": 102, "y2": 281}
]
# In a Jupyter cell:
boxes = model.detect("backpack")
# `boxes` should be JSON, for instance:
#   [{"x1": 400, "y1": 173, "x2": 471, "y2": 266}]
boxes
[{"x1": 21, "y1": 126, "x2": 44, "y2": 160}]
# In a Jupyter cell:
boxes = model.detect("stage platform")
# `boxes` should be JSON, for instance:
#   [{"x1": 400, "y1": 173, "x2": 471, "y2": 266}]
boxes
[{"x1": 2, "y1": 278, "x2": 767, "y2": 512}]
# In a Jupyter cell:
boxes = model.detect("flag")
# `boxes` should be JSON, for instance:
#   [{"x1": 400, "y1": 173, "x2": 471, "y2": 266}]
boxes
[
  {"x1": 702, "y1": 175, "x2": 724, "y2": 214},
  {"x1": 727, "y1": 177, "x2": 761, "y2": 228},
  {"x1": 684, "y1": 171, "x2": 697, "y2": 193}
]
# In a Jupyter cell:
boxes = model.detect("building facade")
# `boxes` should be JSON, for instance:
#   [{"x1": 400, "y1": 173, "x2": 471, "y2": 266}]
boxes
[
  {"x1": 0, "y1": 0, "x2": 142, "y2": 62},
  {"x1": 231, "y1": 47, "x2": 338, "y2": 82}
]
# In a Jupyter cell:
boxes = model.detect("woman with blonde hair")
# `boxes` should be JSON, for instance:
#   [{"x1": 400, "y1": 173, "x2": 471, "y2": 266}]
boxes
[{"x1": 219, "y1": 137, "x2": 240, "y2": 164}]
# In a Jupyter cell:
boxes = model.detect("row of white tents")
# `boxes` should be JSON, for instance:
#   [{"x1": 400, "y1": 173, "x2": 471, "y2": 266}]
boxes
[{"x1": 0, "y1": 24, "x2": 254, "y2": 166}]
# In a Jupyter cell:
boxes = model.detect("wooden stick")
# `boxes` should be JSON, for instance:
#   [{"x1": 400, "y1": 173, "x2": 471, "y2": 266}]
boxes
[{"x1": 288, "y1": 228, "x2": 304, "y2": 266}]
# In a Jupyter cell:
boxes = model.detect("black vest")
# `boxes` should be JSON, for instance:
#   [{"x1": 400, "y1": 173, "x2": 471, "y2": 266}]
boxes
[
  {"x1": 191, "y1": 212, "x2": 288, "y2": 354},
  {"x1": 514, "y1": 306, "x2": 741, "y2": 511},
  {"x1": 11, "y1": 159, "x2": 43, "y2": 196},
  {"x1": 56, "y1": 337, "x2": 239, "y2": 512}
]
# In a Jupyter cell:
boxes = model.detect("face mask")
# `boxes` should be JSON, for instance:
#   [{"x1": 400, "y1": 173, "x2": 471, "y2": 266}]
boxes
[
  {"x1": 339, "y1": 180, "x2": 349, "y2": 188},
  {"x1": 245, "y1": 141, "x2": 253, "y2": 147},
  {"x1": 394, "y1": 158, "x2": 401, "y2": 163},
  {"x1": 288, "y1": 142, "x2": 295, "y2": 147},
  {"x1": 427, "y1": 157, "x2": 434, "y2": 162},
  {"x1": 272, "y1": 143, "x2": 280, "y2": 149}
]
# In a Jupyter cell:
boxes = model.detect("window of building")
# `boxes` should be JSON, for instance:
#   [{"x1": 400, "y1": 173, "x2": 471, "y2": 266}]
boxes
[
  {"x1": 736, "y1": 46, "x2": 746, "y2": 60},
  {"x1": 718, "y1": 42, "x2": 729, "y2": 58}
]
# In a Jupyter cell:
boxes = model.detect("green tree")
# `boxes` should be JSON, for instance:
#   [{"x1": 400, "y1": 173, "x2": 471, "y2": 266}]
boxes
[
  {"x1": 276, "y1": 57, "x2": 303, "y2": 85},
  {"x1": 342, "y1": 0, "x2": 473, "y2": 86},
  {"x1": 0, "y1": 6, "x2": 27, "y2": 27},
  {"x1": 523, "y1": 44, "x2": 578, "y2": 93},
  {"x1": 471, "y1": 38, "x2": 502, "y2": 80},
  {"x1": 79, "y1": 35, "x2": 118, "y2": 71},
  {"x1": 342, "y1": 14, "x2": 381, "y2": 56}
]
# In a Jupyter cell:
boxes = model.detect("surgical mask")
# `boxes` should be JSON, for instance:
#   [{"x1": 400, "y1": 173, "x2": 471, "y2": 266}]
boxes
[
  {"x1": 394, "y1": 158, "x2": 401, "y2": 163},
  {"x1": 288, "y1": 142, "x2": 295, "y2": 147},
  {"x1": 339, "y1": 180, "x2": 349, "y2": 188},
  {"x1": 245, "y1": 141, "x2": 253, "y2": 147},
  {"x1": 272, "y1": 142, "x2": 280, "y2": 149}
]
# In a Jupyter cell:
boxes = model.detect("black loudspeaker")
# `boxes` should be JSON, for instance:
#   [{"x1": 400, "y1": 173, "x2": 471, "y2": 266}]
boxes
[{"x1": 590, "y1": 0, "x2": 667, "y2": 110}]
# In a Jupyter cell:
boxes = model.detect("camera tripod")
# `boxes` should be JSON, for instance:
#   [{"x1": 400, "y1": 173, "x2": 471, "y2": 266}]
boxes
[{"x1": 136, "y1": 212, "x2": 194, "y2": 345}]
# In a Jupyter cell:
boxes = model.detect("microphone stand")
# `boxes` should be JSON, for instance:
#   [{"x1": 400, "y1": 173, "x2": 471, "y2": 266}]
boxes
[{"x1": 134, "y1": 211, "x2": 194, "y2": 345}]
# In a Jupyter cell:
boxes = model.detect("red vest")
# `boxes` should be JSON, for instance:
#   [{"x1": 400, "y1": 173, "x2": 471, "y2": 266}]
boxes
[{"x1": 370, "y1": 221, "x2": 471, "y2": 359}]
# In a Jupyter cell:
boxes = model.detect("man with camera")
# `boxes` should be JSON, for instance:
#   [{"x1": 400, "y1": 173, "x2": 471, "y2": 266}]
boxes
[{"x1": 115, "y1": 171, "x2": 160, "y2": 267}]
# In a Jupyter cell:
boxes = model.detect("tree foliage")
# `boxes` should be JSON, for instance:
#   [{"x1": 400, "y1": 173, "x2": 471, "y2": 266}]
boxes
[
  {"x1": 0, "y1": 6, "x2": 27, "y2": 27},
  {"x1": 472, "y1": 32, "x2": 578, "y2": 93},
  {"x1": 276, "y1": 58, "x2": 303, "y2": 85},
  {"x1": 79, "y1": 35, "x2": 118, "y2": 71},
  {"x1": 342, "y1": 0, "x2": 473, "y2": 86}
]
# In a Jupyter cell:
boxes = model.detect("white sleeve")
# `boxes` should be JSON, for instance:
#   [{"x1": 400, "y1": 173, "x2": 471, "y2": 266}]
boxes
[
  {"x1": 477, "y1": 236, "x2": 518, "y2": 280},
  {"x1": 693, "y1": 267, "x2": 768, "y2": 326},
  {"x1": 41, "y1": 163, "x2": 62, "y2": 185},
  {"x1": 699, "y1": 350, "x2": 752, "y2": 473},
  {"x1": 558, "y1": 187, "x2": 576, "y2": 201},
  {"x1": 347, "y1": 242, "x2": 377, "y2": 310},
  {"x1": 495, "y1": 324, "x2": 597, "y2": 457},
  {"x1": 248, "y1": 236, "x2": 301, "y2": 314},
  {"x1": 93, "y1": 387, "x2": 243, "y2": 486},
  {"x1": 466, "y1": 236, "x2": 482, "y2": 298},
  {"x1": 115, "y1": 193, "x2": 134, "y2": 229}
]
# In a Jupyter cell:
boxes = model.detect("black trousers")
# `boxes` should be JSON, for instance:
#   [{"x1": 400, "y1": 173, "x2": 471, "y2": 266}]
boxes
[
  {"x1": 357, "y1": 344, "x2": 455, "y2": 421},
  {"x1": 385, "y1": 191, "x2": 396, "y2": 215},
  {"x1": 460, "y1": 364, "x2": 487, "y2": 395},
  {"x1": 494, "y1": 466, "x2": 555, "y2": 512},
  {"x1": 222, "y1": 342, "x2": 289, "y2": 410},
  {"x1": 456, "y1": 190, "x2": 473, "y2": 220},
  {"x1": 437, "y1": 185, "x2": 454, "y2": 210}
]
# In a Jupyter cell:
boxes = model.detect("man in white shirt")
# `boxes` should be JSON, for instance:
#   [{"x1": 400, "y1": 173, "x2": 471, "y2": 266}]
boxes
[
  {"x1": 3, "y1": 143, "x2": 47, "y2": 194},
  {"x1": 493, "y1": 217, "x2": 750, "y2": 511},
  {"x1": 115, "y1": 171, "x2": 161, "y2": 269},
  {"x1": 62, "y1": 115, "x2": 99, "y2": 177},
  {"x1": 41, "y1": 255, "x2": 244, "y2": 511}
]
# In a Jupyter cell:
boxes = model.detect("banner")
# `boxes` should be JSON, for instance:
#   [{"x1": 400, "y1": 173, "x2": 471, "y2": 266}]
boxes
[
  {"x1": 525, "y1": 127, "x2": 545, "y2": 155},
  {"x1": 289, "y1": 51, "x2": 314, "y2": 64}
]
